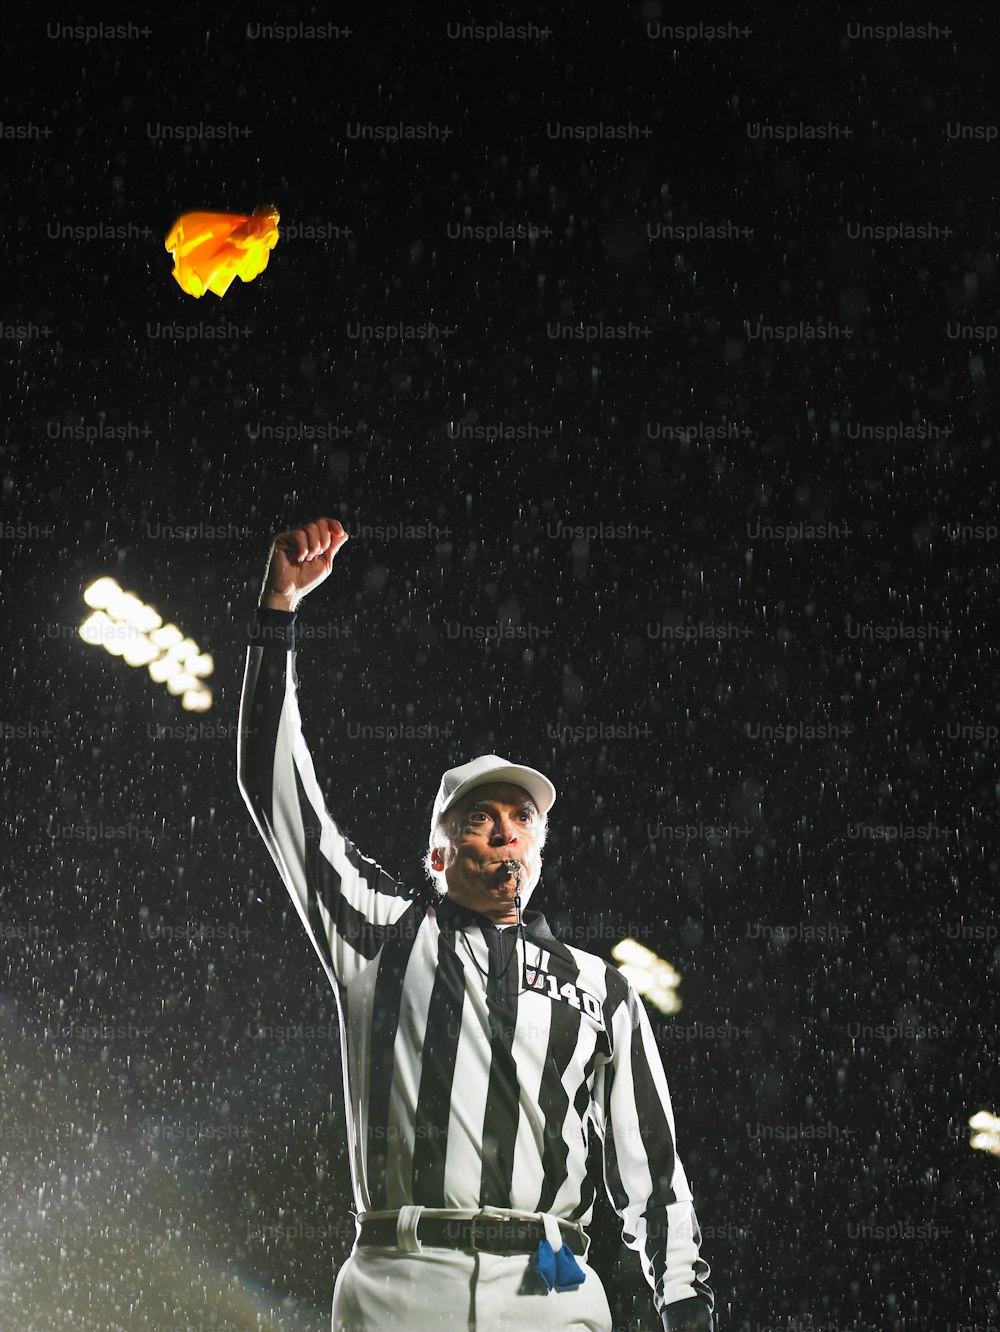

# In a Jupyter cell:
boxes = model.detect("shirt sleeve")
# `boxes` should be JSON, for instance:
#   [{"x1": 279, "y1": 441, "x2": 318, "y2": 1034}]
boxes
[
  {"x1": 236, "y1": 605, "x2": 419, "y2": 987},
  {"x1": 591, "y1": 983, "x2": 716, "y2": 1332}
]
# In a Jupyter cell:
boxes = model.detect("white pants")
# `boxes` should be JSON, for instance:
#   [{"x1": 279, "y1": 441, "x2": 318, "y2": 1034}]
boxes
[{"x1": 331, "y1": 1208, "x2": 613, "y2": 1332}]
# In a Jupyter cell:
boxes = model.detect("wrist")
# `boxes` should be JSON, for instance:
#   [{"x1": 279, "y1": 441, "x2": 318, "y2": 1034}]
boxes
[{"x1": 260, "y1": 590, "x2": 299, "y2": 613}]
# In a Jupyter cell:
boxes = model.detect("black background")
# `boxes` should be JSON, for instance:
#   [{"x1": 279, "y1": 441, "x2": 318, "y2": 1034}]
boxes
[{"x1": 2, "y1": 4, "x2": 997, "y2": 1330}]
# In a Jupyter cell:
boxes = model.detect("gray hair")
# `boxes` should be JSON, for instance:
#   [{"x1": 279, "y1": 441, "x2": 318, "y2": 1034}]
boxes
[{"x1": 422, "y1": 807, "x2": 549, "y2": 895}]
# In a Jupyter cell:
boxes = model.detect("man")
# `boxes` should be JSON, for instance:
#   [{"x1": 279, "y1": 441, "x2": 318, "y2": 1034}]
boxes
[{"x1": 237, "y1": 516, "x2": 716, "y2": 1332}]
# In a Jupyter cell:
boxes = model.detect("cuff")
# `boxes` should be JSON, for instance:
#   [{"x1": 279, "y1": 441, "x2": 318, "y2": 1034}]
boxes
[
  {"x1": 248, "y1": 606, "x2": 298, "y2": 646},
  {"x1": 661, "y1": 1297, "x2": 715, "y2": 1332}
]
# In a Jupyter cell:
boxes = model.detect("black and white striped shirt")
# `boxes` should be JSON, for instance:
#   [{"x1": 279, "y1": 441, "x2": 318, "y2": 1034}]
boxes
[{"x1": 237, "y1": 608, "x2": 716, "y2": 1332}]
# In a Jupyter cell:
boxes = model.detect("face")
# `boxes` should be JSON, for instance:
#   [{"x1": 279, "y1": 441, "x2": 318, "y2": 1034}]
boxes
[{"x1": 430, "y1": 781, "x2": 545, "y2": 923}]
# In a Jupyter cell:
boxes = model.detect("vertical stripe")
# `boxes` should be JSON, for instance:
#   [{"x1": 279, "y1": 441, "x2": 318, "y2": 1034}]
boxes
[
  {"x1": 340, "y1": 965, "x2": 376, "y2": 1211},
  {"x1": 410, "y1": 935, "x2": 468, "y2": 1204},
  {"x1": 630, "y1": 997, "x2": 678, "y2": 1200},
  {"x1": 384, "y1": 923, "x2": 441, "y2": 1209},
  {"x1": 362, "y1": 920, "x2": 423, "y2": 1209},
  {"x1": 506, "y1": 943, "x2": 555, "y2": 1212},
  {"x1": 598, "y1": 1049, "x2": 631, "y2": 1227},
  {"x1": 441, "y1": 928, "x2": 496, "y2": 1207},
  {"x1": 568, "y1": 1155, "x2": 598, "y2": 1223},
  {"x1": 532, "y1": 948, "x2": 581, "y2": 1213},
  {"x1": 478, "y1": 927, "x2": 522, "y2": 1206}
]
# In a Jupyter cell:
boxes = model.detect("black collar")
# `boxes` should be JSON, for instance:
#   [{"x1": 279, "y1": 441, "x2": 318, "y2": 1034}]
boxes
[{"x1": 435, "y1": 893, "x2": 575, "y2": 965}]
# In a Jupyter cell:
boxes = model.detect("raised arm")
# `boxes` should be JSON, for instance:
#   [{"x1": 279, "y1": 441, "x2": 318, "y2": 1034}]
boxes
[
  {"x1": 237, "y1": 517, "x2": 418, "y2": 988},
  {"x1": 592, "y1": 983, "x2": 715, "y2": 1332}
]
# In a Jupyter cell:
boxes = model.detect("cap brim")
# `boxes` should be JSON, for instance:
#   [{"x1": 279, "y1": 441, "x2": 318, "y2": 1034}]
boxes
[{"x1": 440, "y1": 763, "x2": 556, "y2": 821}]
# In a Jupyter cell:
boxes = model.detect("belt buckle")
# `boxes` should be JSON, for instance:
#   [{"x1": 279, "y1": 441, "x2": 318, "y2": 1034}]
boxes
[{"x1": 469, "y1": 1212, "x2": 506, "y2": 1252}]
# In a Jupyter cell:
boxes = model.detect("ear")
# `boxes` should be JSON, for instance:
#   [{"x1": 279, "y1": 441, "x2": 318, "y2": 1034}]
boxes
[{"x1": 430, "y1": 847, "x2": 445, "y2": 871}]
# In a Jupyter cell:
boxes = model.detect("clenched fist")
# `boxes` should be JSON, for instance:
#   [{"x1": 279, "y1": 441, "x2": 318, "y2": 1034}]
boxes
[{"x1": 259, "y1": 517, "x2": 350, "y2": 611}]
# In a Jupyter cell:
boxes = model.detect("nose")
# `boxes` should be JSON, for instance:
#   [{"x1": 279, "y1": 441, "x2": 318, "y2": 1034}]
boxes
[{"x1": 489, "y1": 816, "x2": 518, "y2": 847}]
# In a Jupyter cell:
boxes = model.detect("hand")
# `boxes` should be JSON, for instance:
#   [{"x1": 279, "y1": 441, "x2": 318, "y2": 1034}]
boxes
[{"x1": 259, "y1": 517, "x2": 349, "y2": 611}]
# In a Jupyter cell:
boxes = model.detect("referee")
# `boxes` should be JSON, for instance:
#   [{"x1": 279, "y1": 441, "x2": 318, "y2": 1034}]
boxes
[{"x1": 238, "y1": 517, "x2": 716, "y2": 1332}]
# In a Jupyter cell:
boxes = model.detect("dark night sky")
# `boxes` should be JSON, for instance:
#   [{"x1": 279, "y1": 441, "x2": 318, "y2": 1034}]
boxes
[{"x1": 2, "y1": 5, "x2": 998, "y2": 1330}]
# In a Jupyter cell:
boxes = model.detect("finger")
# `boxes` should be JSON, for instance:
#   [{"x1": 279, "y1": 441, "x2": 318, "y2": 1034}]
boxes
[
  {"x1": 323, "y1": 517, "x2": 349, "y2": 550},
  {"x1": 300, "y1": 521, "x2": 322, "y2": 561},
  {"x1": 310, "y1": 518, "x2": 347, "y2": 561},
  {"x1": 274, "y1": 528, "x2": 306, "y2": 564},
  {"x1": 315, "y1": 517, "x2": 336, "y2": 554}
]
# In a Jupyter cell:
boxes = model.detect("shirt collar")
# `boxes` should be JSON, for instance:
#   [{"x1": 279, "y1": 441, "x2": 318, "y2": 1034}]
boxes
[{"x1": 435, "y1": 893, "x2": 575, "y2": 964}]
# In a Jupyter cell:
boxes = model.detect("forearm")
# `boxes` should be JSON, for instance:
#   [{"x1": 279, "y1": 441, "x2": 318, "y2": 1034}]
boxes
[
  {"x1": 653, "y1": 1201, "x2": 715, "y2": 1329},
  {"x1": 237, "y1": 606, "x2": 302, "y2": 844}
]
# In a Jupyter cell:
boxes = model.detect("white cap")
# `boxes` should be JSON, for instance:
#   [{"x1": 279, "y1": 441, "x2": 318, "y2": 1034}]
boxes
[{"x1": 429, "y1": 753, "x2": 556, "y2": 843}]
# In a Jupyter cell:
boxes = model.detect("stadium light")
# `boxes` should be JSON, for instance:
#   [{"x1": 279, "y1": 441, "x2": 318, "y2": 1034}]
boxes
[
  {"x1": 969, "y1": 1110, "x2": 1000, "y2": 1157},
  {"x1": 610, "y1": 938, "x2": 683, "y2": 1015},
  {"x1": 80, "y1": 577, "x2": 213, "y2": 711}
]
